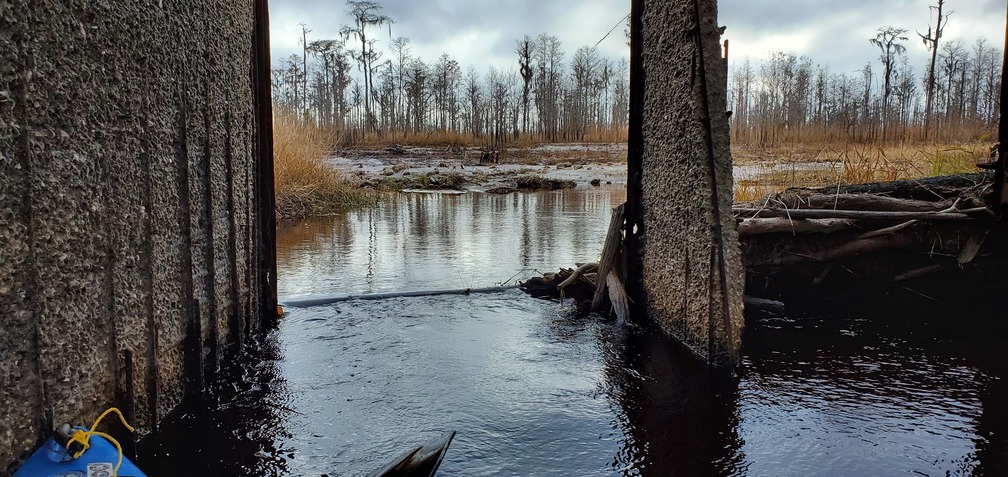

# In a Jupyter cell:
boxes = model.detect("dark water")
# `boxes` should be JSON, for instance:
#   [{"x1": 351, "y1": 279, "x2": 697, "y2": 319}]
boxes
[{"x1": 139, "y1": 187, "x2": 1008, "y2": 476}]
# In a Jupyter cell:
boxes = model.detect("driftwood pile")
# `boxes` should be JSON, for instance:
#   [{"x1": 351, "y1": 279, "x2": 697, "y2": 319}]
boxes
[
  {"x1": 739, "y1": 172, "x2": 1004, "y2": 303},
  {"x1": 520, "y1": 204, "x2": 630, "y2": 321},
  {"x1": 521, "y1": 172, "x2": 1006, "y2": 310}
]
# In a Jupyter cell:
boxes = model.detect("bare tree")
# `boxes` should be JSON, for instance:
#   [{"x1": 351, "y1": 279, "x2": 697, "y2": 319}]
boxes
[
  {"x1": 893, "y1": 58, "x2": 918, "y2": 138},
  {"x1": 300, "y1": 24, "x2": 312, "y2": 114},
  {"x1": 486, "y1": 67, "x2": 513, "y2": 147},
  {"x1": 340, "y1": 0, "x2": 393, "y2": 132},
  {"x1": 464, "y1": 66, "x2": 483, "y2": 137},
  {"x1": 918, "y1": 0, "x2": 951, "y2": 139},
  {"x1": 533, "y1": 34, "x2": 564, "y2": 141},
  {"x1": 431, "y1": 54, "x2": 461, "y2": 133},
  {"x1": 389, "y1": 37, "x2": 411, "y2": 134},
  {"x1": 611, "y1": 59, "x2": 629, "y2": 133},
  {"x1": 516, "y1": 36, "x2": 534, "y2": 137},
  {"x1": 938, "y1": 39, "x2": 966, "y2": 132},
  {"x1": 729, "y1": 59, "x2": 754, "y2": 142},
  {"x1": 861, "y1": 64, "x2": 874, "y2": 140},
  {"x1": 307, "y1": 39, "x2": 352, "y2": 126},
  {"x1": 404, "y1": 58, "x2": 428, "y2": 134},
  {"x1": 968, "y1": 38, "x2": 988, "y2": 124},
  {"x1": 870, "y1": 26, "x2": 909, "y2": 139},
  {"x1": 570, "y1": 45, "x2": 600, "y2": 140}
]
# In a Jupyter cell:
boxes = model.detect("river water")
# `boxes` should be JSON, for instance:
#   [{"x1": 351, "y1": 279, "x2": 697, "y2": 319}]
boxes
[{"x1": 138, "y1": 186, "x2": 1008, "y2": 476}]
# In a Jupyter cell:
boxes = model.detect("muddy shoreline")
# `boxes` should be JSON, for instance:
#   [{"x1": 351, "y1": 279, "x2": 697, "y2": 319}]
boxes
[{"x1": 328, "y1": 143, "x2": 628, "y2": 193}]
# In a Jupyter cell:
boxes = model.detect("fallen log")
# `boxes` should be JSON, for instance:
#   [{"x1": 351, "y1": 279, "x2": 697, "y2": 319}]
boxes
[
  {"x1": 733, "y1": 206, "x2": 988, "y2": 221},
  {"x1": 738, "y1": 218, "x2": 855, "y2": 236},
  {"x1": 856, "y1": 220, "x2": 918, "y2": 239},
  {"x1": 807, "y1": 172, "x2": 992, "y2": 200},
  {"x1": 769, "y1": 191, "x2": 951, "y2": 212}
]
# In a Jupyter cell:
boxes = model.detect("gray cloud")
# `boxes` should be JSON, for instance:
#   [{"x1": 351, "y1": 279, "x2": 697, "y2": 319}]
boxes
[
  {"x1": 720, "y1": 0, "x2": 1002, "y2": 75},
  {"x1": 271, "y1": 0, "x2": 631, "y2": 74},
  {"x1": 270, "y1": 1, "x2": 1002, "y2": 78}
]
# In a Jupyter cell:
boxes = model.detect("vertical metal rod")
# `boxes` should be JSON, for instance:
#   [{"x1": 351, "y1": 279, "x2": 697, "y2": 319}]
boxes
[
  {"x1": 139, "y1": 96, "x2": 159, "y2": 429},
  {"x1": 177, "y1": 100, "x2": 204, "y2": 398},
  {"x1": 122, "y1": 349, "x2": 137, "y2": 459},
  {"x1": 994, "y1": 3, "x2": 1008, "y2": 211},
  {"x1": 202, "y1": 107, "x2": 220, "y2": 374},
  {"x1": 691, "y1": 0, "x2": 735, "y2": 368},
  {"x1": 625, "y1": 0, "x2": 646, "y2": 301},
  {"x1": 17, "y1": 71, "x2": 50, "y2": 441},
  {"x1": 149, "y1": 326, "x2": 160, "y2": 431},
  {"x1": 253, "y1": 0, "x2": 278, "y2": 330},
  {"x1": 723, "y1": 39, "x2": 729, "y2": 69},
  {"x1": 225, "y1": 110, "x2": 244, "y2": 349},
  {"x1": 123, "y1": 349, "x2": 135, "y2": 426}
]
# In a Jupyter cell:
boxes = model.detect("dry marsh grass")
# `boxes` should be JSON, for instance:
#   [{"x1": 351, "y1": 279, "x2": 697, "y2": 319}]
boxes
[
  {"x1": 732, "y1": 141, "x2": 987, "y2": 203},
  {"x1": 344, "y1": 128, "x2": 629, "y2": 149},
  {"x1": 274, "y1": 112, "x2": 377, "y2": 218}
]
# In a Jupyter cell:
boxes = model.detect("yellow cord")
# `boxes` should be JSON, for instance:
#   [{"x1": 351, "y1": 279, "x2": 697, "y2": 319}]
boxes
[
  {"x1": 90, "y1": 431, "x2": 125, "y2": 474},
  {"x1": 65, "y1": 407, "x2": 135, "y2": 477},
  {"x1": 88, "y1": 407, "x2": 136, "y2": 434}
]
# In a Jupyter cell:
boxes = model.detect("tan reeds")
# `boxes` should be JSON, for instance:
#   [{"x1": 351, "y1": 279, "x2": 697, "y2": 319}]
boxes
[
  {"x1": 274, "y1": 110, "x2": 377, "y2": 219},
  {"x1": 339, "y1": 127, "x2": 629, "y2": 149},
  {"x1": 732, "y1": 141, "x2": 987, "y2": 203}
]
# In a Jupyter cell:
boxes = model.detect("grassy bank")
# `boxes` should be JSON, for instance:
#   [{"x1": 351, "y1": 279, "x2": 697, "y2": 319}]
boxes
[{"x1": 274, "y1": 113, "x2": 377, "y2": 219}]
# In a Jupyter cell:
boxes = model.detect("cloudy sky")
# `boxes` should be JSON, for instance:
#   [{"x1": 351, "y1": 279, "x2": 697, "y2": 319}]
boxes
[{"x1": 269, "y1": 0, "x2": 1004, "y2": 77}]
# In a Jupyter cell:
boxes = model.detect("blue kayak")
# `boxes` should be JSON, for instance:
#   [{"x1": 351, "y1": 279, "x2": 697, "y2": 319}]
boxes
[{"x1": 14, "y1": 430, "x2": 146, "y2": 477}]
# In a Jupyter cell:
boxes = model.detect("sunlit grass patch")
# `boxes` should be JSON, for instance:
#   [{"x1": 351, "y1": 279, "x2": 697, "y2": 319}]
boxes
[{"x1": 274, "y1": 110, "x2": 378, "y2": 218}]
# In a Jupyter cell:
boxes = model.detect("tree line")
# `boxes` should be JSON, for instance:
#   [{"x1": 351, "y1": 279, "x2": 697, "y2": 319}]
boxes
[
  {"x1": 729, "y1": 0, "x2": 1002, "y2": 146},
  {"x1": 273, "y1": 1, "x2": 630, "y2": 146},
  {"x1": 275, "y1": 0, "x2": 1001, "y2": 147}
]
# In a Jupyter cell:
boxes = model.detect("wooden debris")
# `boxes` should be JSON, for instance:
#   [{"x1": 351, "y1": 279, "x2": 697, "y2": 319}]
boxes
[
  {"x1": 591, "y1": 204, "x2": 626, "y2": 312},
  {"x1": 521, "y1": 173, "x2": 1007, "y2": 310},
  {"x1": 738, "y1": 218, "x2": 854, "y2": 236},
  {"x1": 559, "y1": 263, "x2": 598, "y2": 290},
  {"x1": 733, "y1": 205, "x2": 986, "y2": 221},
  {"x1": 606, "y1": 273, "x2": 629, "y2": 323},
  {"x1": 856, "y1": 220, "x2": 918, "y2": 240},
  {"x1": 740, "y1": 173, "x2": 1006, "y2": 303},
  {"x1": 957, "y1": 232, "x2": 988, "y2": 265}
]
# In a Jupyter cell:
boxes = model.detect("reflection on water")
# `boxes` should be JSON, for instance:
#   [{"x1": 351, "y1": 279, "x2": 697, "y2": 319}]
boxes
[
  {"x1": 276, "y1": 187, "x2": 626, "y2": 297},
  {"x1": 739, "y1": 305, "x2": 1008, "y2": 476},
  {"x1": 137, "y1": 333, "x2": 293, "y2": 476},
  {"x1": 602, "y1": 322, "x2": 744, "y2": 475},
  {"x1": 139, "y1": 188, "x2": 1007, "y2": 476}
]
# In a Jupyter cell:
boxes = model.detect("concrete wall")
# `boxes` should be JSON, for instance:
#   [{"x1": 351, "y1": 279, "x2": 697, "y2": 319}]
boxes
[
  {"x1": 636, "y1": 0, "x2": 744, "y2": 366},
  {"x1": 0, "y1": 0, "x2": 263, "y2": 471}
]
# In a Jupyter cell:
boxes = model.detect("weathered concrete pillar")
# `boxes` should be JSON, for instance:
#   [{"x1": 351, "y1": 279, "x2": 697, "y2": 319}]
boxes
[
  {"x1": 626, "y1": 0, "x2": 744, "y2": 367},
  {"x1": 0, "y1": 1, "x2": 273, "y2": 472}
]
